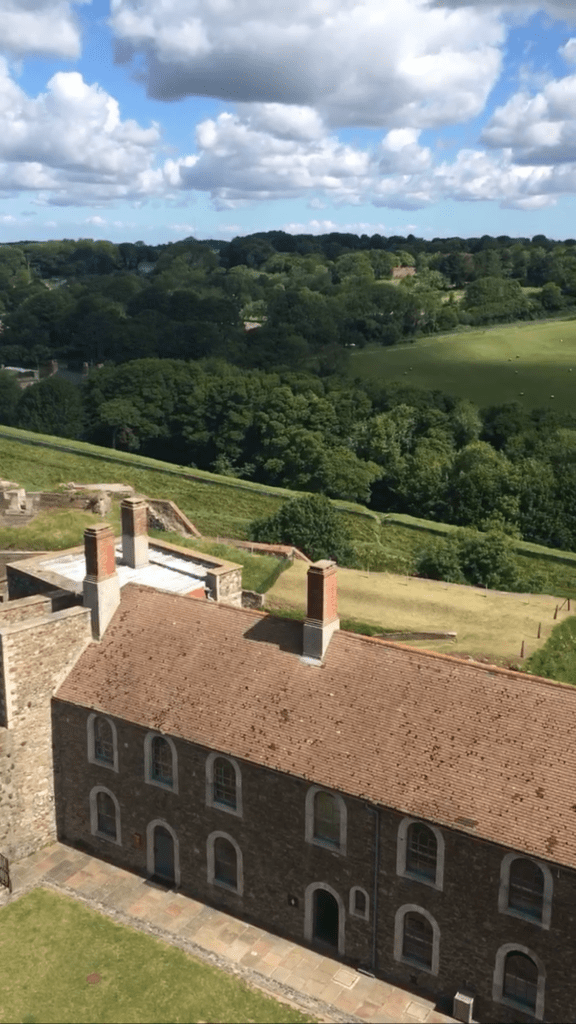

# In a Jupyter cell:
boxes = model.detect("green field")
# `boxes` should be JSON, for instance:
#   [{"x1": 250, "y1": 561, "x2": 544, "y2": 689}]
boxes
[
  {"x1": 348, "y1": 318, "x2": 576, "y2": 412},
  {"x1": 0, "y1": 888, "x2": 314, "y2": 1024}
]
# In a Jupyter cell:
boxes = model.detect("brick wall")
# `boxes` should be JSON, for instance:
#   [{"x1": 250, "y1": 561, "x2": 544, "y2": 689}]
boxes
[
  {"x1": 0, "y1": 607, "x2": 92, "y2": 860},
  {"x1": 53, "y1": 701, "x2": 576, "y2": 1021}
]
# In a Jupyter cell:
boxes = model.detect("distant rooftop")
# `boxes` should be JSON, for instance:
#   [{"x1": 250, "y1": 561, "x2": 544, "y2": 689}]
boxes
[{"x1": 40, "y1": 544, "x2": 207, "y2": 597}]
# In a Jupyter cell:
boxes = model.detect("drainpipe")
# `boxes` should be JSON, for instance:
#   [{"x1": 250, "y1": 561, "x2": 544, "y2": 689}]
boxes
[{"x1": 362, "y1": 803, "x2": 380, "y2": 977}]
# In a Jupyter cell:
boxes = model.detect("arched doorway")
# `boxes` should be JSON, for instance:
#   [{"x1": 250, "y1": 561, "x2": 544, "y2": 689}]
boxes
[
  {"x1": 152, "y1": 825, "x2": 175, "y2": 884},
  {"x1": 313, "y1": 888, "x2": 339, "y2": 948}
]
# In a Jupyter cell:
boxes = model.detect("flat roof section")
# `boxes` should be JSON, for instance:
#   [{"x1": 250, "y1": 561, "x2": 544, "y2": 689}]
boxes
[{"x1": 40, "y1": 545, "x2": 207, "y2": 597}]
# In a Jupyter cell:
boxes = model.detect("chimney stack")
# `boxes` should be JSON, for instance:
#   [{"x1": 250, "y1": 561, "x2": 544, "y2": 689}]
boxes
[
  {"x1": 121, "y1": 496, "x2": 149, "y2": 569},
  {"x1": 83, "y1": 525, "x2": 120, "y2": 639},
  {"x1": 303, "y1": 560, "x2": 340, "y2": 661}
]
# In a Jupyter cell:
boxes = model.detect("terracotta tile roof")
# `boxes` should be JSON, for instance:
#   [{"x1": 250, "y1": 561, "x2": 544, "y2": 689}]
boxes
[{"x1": 57, "y1": 584, "x2": 576, "y2": 869}]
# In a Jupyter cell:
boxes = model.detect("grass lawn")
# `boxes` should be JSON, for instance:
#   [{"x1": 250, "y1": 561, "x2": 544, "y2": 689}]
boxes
[
  {"x1": 525, "y1": 615, "x2": 576, "y2": 684},
  {"x1": 348, "y1": 318, "x2": 576, "y2": 413},
  {"x1": 266, "y1": 559, "x2": 570, "y2": 664},
  {"x1": 0, "y1": 888, "x2": 315, "y2": 1024}
]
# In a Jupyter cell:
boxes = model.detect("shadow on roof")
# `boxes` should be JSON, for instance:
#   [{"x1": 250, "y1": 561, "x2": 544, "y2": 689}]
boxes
[{"x1": 243, "y1": 615, "x2": 303, "y2": 656}]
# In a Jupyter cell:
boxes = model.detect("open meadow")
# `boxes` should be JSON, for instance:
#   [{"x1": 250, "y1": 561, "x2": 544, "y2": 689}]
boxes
[
  {"x1": 348, "y1": 318, "x2": 576, "y2": 412},
  {"x1": 266, "y1": 559, "x2": 570, "y2": 664}
]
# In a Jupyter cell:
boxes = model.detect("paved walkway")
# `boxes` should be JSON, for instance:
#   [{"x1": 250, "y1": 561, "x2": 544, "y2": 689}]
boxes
[{"x1": 1, "y1": 843, "x2": 455, "y2": 1024}]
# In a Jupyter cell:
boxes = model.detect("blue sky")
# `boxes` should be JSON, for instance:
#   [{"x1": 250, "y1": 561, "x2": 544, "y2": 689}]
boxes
[{"x1": 2, "y1": 1, "x2": 576, "y2": 244}]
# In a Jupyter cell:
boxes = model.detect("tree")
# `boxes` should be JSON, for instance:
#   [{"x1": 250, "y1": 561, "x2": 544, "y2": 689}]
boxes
[
  {"x1": 416, "y1": 528, "x2": 521, "y2": 590},
  {"x1": 15, "y1": 377, "x2": 84, "y2": 439},
  {"x1": 0, "y1": 369, "x2": 22, "y2": 425},
  {"x1": 251, "y1": 494, "x2": 354, "y2": 563}
]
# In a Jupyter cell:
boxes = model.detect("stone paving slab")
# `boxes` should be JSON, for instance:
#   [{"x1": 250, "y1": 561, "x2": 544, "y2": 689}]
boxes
[{"x1": 0, "y1": 843, "x2": 455, "y2": 1024}]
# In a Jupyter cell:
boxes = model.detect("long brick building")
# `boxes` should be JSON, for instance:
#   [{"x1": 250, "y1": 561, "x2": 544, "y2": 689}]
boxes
[{"x1": 2, "y1": 498, "x2": 576, "y2": 1022}]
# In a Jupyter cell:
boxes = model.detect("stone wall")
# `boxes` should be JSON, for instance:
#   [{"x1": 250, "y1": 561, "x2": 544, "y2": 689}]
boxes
[
  {"x1": 147, "y1": 500, "x2": 201, "y2": 538},
  {"x1": 53, "y1": 700, "x2": 576, "y2": 1022},
  {"x1": 0, "y1": 606, "x2": 92, "y2": 860}
]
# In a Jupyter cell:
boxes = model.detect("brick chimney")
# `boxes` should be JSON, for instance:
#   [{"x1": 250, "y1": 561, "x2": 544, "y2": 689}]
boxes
[
  {"x1": 302, "y1": 560, "x2": 340, "y2": 661},
  {"x1": 83, "y1": 525, "x2": 120, "y2": 639},
  {"x1": 121, "y1": 496, "x2": 149, "y2": 569}
]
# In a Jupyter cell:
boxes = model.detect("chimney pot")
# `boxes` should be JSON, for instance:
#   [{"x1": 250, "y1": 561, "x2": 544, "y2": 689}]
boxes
[{"x1": 121, "y1": 496, "x2": 149, "y2": 569}]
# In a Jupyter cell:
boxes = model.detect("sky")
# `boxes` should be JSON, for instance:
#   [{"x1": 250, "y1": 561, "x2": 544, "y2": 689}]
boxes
[{"x1": 2, "y1": 1, "x2": 576, "y2": 245}]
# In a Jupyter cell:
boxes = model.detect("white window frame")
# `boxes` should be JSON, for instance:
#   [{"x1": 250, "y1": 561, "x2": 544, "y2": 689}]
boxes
[
  {"x1": 205, "y1": 752, "x2": 243, "y2": 817},
  {"x1": 89, "y1": 785, "x2": 121, "y2": 845},
  {"x1": 304, "y1": 881, "x2": 346, "y2": 956},
  {"x1": 146, "y1": 818, "x2": 181, "y2": 888},
  {"x1": 87, "y1": 712, "x2": 118, "y2": 772},
  {"x1": 349, "y1": 885, "x2": 370, "y2": 921},
  {"x1": 394, "y1": 904, "x2": 440, "y2": 976},
  {"x1": 498, "y1": 853, "x2": 553, "y2": 930},
  {"x1": 493, "y1": 943, "x2": 546, "y2": 1021},
  {"x1": 144, "y1": 731, "x2": 178, "y2": 793},
  {"x1": 305, "y1": 785, "x2": 347, "y2": 855},
  {"x1": 207, "y1": 831, "x2": 244, "y2": 896},
  {"x1": 397, "y1": 817, "x2": 445, "y2": 891}
]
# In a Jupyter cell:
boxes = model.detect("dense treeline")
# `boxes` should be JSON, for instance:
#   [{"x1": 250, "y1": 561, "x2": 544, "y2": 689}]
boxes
[
  {"x1": 2, "y1": 359, "x2": 576, "y2": 555},
  {"x1": 1, "y1": 231, "x2": 576, "y2": 372}
]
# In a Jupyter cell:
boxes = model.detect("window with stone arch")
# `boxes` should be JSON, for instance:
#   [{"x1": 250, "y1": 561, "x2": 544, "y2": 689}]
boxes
[
  {"x1": 89, "y1": 786, "x2": 121, "y2": 845},
  {"x1": 394, "y1": 904, "x2": 440, "y2": 976},
  {"x1": 305, "y1": 786, "x2": 347, "y2": 854},
  {"x1": 205, "y1": 752, "x2": 242, "y2": 817},
  {"x1": 397, "y1": 817, "x2": 444, "y2": 890},
  {"x1": 207, "y1": 831, "x2": 243, "y2": 895},
  {"x1": 144, "y1": 732, "x2": 178, "y2": 793},
  {"x1": 87, "y1": 712, "x2": 118, "y2": 772},
  {"x1": 493, "y1": 944, "x2": 545, "y2": 1019},
  {"x1": 499, "y1": 853, "x2": 553, "y2": 929},
  {"x1": 349, "y1": 886, "x2": 369, "y2": 921}
]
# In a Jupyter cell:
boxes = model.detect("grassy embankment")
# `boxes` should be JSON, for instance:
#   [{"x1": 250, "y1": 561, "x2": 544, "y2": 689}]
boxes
[
  {"x1": 525, "y1": 616, "x2": 576, "y2": 685},
  {"x1": 1, "y1": 426, "x2": 575, "y2": 664},
  {"x1": 348, "y1": 317, "x2": 576, "y2": 414},
  {"x1": 0, "y1": 888, "x2": 314, "y2": 1024}
]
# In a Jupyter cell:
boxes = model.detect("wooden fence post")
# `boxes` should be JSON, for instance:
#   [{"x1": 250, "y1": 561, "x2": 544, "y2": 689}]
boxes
[
  {"x1": 520, "y1": 640, "x2": 525, "y2": 658},
  {"x1": 537, "y1": 622, "x2": 541, "y2": 639}
]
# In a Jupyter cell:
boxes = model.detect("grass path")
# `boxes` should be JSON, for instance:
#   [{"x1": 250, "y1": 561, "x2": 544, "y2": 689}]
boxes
[{"x1": 266, "y1": 560, "x2": 569, "y2": 663}]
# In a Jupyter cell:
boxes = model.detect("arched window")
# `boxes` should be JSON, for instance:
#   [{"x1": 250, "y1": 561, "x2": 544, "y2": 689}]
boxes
[
  {"x1": 349, "y1": 886, "x2": 369, "y2": 920},
  {"x1": 205, "y1": 753, "x2": 242, "y2": 817},
  {"x1": 314, "y1": 791, "x2": 340, "y2": 846},
  {"x1": 403, "y1": 911, "x2": 434, "y2": 970},
  {"x1": 207, "y1": 831, "x2": 243, "y2": 895},
  {"x1": 89, "y1": 786, "x2": 121, "y2": 845},
  {"x1": 94, "y1": 717, "x2": 114, "y2": 765},
  {"x1": 394, "y1": 905, "x2": 440, "y2": 976},
  {"x1": 152, "y1": 737, "x2": 173, "y2": 787},
  {"x1": 305, "y1": 786, "x2": 347, "y2": 854},
  {"x1": 87, "y1": 712, "x2": 118, "y2": 772},
  {"x1": 493, "y1": 943, "x2": 546, "y2": 1019},
  {"x1": 214, "y1": 757, "x2": 237, "y2": 809},
  {"x1": 214, "y1": 837, "x2": 237, "y2": 888},
  {"x1": 406, "y1": 823, "x2": 437, "y2": 882},
  {"x1": 397, "y1": 818, "x2": 444, "y2": 890},
  {"x1": 144, "y1": 732, "x2": 178, "y2": 793},
  {"x1": 509, "y1": 859, "x2": 544, "y2": 920},
  {"x1": 503, "y1": 952, "x2": 538, "y2": 1013},
  {"x1": 498, "y1": 853, "x2": 553, "y2": 929}
]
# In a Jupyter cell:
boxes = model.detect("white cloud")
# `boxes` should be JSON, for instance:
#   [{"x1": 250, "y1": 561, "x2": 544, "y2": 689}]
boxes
[
  {"x1": 0, "y1": 0, "x2": 87, "y2": 59},
  {"x1": 110, "y1": 0, "x2": 505, "y2": 130},
  {"x1": 0, "y1": 59, "x2": 162, "y2": 204},
  {"x1": 482, "y1": 73, "x2": 576, "y2": 164},
  {"x1": 560, "y1": 38, "x2": 576, "y2": 64},
  {"x1": 86, "y1": 215, "x2": 106, "y2": 224},
  {"x1": 282, "y1": 219, "x2": 418, "y2": 236}
]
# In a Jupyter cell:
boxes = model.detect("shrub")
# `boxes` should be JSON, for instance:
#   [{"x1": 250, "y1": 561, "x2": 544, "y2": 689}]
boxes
[
  {"x1": 416, "y1": 528, "x2": 522, "y2": 591},
  {"x1": 250, "y1": 493, "x2": 354, "y2": 563}
]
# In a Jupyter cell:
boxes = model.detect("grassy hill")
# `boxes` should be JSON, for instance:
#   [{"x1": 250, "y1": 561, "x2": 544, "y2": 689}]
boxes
[
  {"x1": 2, "y1": 423, "x2": 576, "y2": 587},
  {"x1": 1, "y1": 424, "x2": 575, "y2": 666},
  {"x1": 348, "y1": 318, "x2": 576, "y2": 413}
]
